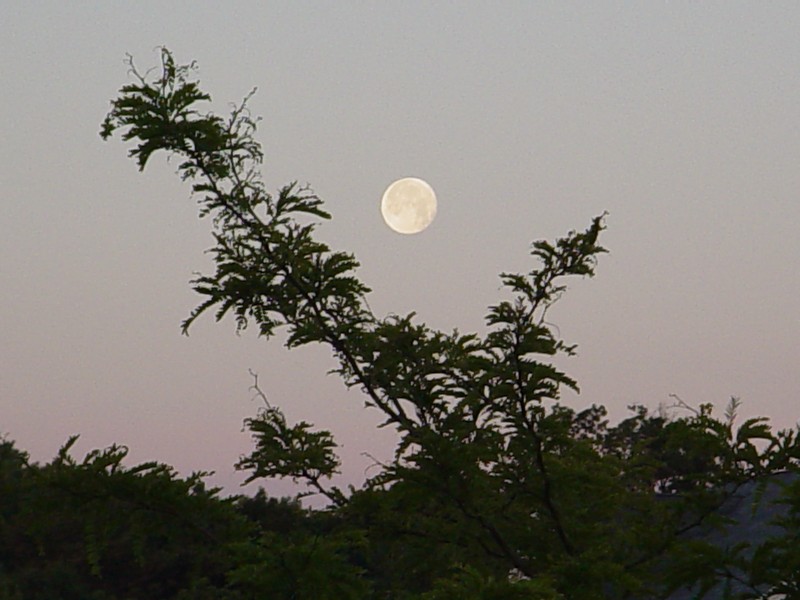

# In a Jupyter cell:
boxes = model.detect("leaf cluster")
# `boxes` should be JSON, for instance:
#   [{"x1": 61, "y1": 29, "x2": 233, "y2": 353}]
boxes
[{"x1": 0, "y1": 435, "x2": 248, "y2": 599}]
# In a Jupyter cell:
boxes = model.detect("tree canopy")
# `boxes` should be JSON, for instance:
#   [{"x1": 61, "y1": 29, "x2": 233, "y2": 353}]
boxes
[{"x1": 2, "y1": 48, "x2": 798, "y2": 599}]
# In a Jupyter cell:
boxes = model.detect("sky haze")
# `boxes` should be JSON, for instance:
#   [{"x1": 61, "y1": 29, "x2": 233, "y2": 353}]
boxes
[{"x1": 2, "y1": 2, "x2": 799, "y2": 498}]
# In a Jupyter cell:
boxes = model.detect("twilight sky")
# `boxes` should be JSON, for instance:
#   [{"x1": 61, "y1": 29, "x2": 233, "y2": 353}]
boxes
[{"x1": 2, "y1": 3, "x2": 799, "y2": 500}]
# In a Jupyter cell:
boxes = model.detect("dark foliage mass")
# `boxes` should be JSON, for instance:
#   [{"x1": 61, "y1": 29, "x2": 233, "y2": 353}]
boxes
[{"x1": 3, "y1": 49, "x2": 798, "y2": 599}]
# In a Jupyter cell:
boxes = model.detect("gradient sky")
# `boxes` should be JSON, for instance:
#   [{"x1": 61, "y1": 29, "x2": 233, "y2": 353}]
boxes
[{"x1": 2, "y1": 3, "x2": 799, "y2": 500}]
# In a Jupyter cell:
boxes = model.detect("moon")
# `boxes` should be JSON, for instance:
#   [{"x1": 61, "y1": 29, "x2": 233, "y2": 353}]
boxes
[{"x1": 380, "y1": 177, "x2": 437, "y2": 234}]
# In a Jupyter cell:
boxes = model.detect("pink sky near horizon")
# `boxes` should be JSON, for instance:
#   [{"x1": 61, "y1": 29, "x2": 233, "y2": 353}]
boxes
[{"x1": 2, "y1": 3, "x2": 799, "y2": 502}]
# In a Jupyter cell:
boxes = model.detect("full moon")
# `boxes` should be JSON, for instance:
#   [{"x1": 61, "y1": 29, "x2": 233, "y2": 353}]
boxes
[{"x1": 380, "y1": 177, "x2": 437, "y2": 234}]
